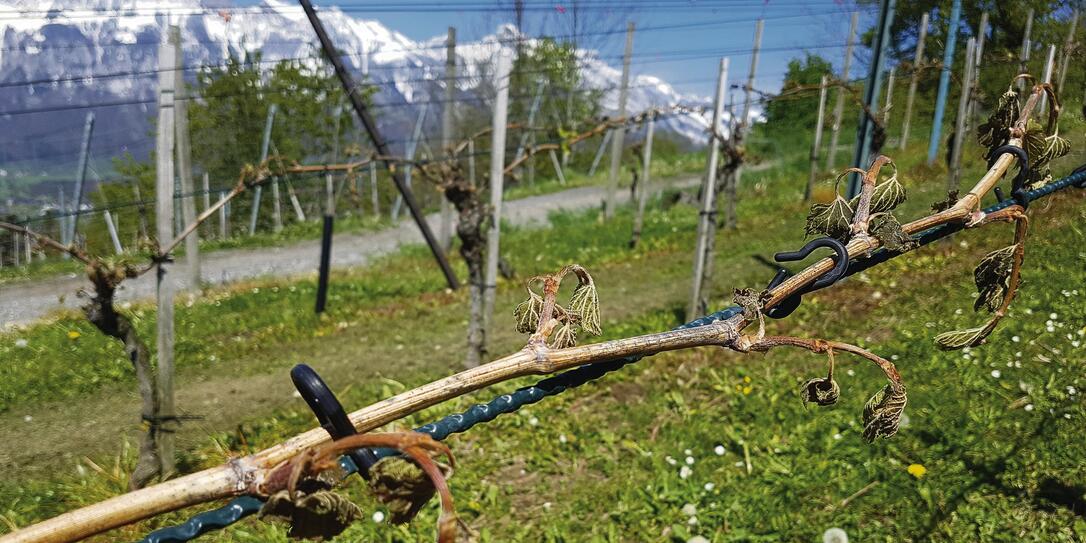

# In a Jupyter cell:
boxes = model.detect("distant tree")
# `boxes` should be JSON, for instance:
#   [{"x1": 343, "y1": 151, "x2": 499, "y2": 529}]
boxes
[
  {"x1": 511, "y1": 38, "x2": 600, "y2": 132},
  {"x1": 763, "y1": 54, "x2": 835, "y2": 137}
]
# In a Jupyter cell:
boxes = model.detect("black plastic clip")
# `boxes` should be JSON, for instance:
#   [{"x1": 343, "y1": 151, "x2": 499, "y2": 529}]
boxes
[
  {"x1": 987, "y1": 145, "x2": 1030, "y2": 209},
  {"x1": 764, "y1": 237, "x2": 850, "y2": 319},
  {"x1": 290, "y1": 364, "x2": 378, "y2": 479}
]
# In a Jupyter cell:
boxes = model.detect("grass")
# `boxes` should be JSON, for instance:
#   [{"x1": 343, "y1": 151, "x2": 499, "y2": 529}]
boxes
[{"x1": 1, "y1": 108, "x2": 1084, "y2": 541}]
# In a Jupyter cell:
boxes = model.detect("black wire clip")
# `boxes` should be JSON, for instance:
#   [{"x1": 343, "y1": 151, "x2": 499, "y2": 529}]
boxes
[
  {"x1": 764, "y1": 237, "x2": 850, "y2": 319},
  {"x1": 290, "y1": 363, "x2": 379, "y2": 479},
  {"x1": 986, "y1": 144, "x2": 1031, "y2": 209}
]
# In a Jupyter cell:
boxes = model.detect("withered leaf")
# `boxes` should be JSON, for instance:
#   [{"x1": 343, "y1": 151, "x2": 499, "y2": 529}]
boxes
[
  {"x1": 974, "y1": 245, "x2": 1016, "y2": 313},
  {"x1": 850, "y1": 175, "x2": 906, "y2": 214},
  {"x1": 870, "y1": 213, "x2": 917, "y2": 253},
  {"x1": 548, "y1": 322, "x2": 578, "y2": 349},
  {"x1": 931, "y1": 190, "x2": 959, "y2": 212},
  {"x1": 261, "y1": 487, "x2": 362, "y2": 540},
  {"x1": 805, "y1": 196, "x2": 854, "y2": 240},
  {"x1": 934, "y1": 323, "x2": 994, "y2": 351},
  {"x1": 732, "y1": 287, "x2": 770, "y2": 321},
  {"x1": 862, "y1": 383, "x2": 907, "y2": 442},
  {"x1": 369, "y1": 457, "x2": 438, "y2": 525},
  {"x1": 513, "y1": 293, "x2": 543, "y2": 334},
  {"x1": 568, "y1": 282, "x2": 601, "y2": 336},
  {"x1": 800, "y1": 377, "x2": 840, "y2": 408},
  {"x1": 977, "y1": 89, "x2": 1020, "y2": 153}
]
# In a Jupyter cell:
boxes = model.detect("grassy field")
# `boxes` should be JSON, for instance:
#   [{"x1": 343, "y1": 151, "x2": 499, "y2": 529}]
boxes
[{"x1": 1, "y1": 110, "x2": 1085, "y2": 541}]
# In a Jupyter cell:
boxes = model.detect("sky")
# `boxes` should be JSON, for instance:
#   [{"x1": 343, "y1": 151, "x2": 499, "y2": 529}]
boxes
[{"x1": 276, "y1": 0, "x2": 877, "y2": 100}]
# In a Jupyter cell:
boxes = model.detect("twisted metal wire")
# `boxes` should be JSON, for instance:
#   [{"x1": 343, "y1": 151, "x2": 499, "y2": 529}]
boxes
[{"x1": 139, "y1": 167, "x2": 1086, "y2": 543}]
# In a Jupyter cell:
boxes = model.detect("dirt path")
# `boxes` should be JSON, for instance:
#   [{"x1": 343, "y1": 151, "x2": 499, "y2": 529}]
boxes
[{"x1": 1, "y1": 177, "x2": 702, "y2": 327}]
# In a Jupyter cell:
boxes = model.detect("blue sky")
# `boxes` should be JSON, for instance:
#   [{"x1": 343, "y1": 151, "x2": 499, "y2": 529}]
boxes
[{"x1": 304, "y1": 1, "x2": 876, "y2": 99}]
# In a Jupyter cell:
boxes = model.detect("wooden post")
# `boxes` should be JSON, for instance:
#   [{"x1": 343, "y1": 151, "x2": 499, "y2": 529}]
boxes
[
  {"x1": 827, "y1": 11, "x2": 859, "y2": 171},
  {"x1": 201, "y1": 172, "x2": 210, "y2": 236},
  {"x1": 286, "y1": 178, "x2": 306, "y2": 222},
  {"x1": 1040, "y1": 44, "x2": 1056, "y2": 111},
  {"x1": 548, "y1": 149, "x2": 566, "y2": 185},
  {"x1": 67, "y1": 112, "x2": 95, "y2": 248},
  {"x1": 588, "y1": 129, "x2": 611, "y2": 176},
  {"x1": 218, "y1": 191, "x2": 227, "y2": 238},
  {"x1": 968, "y1": 11, "x2": 989, "y2": 126},
  {"x1": 10, "y1": 229, "x2": 17, "y2": 267},
  {"x1": 133, "y1": 180, "x2": 149, "y2": 244},
  {"x1": 849, "y1": 0, "x2": 896, "y2": 196},
  {"x1": 900, "y1": 12, "x2": 928, "y2": 150},
  {"x1": 391, "y1": 104, "x2": 428, "y2": 221},
  {"x1": 369, "y1": 162, "x2": 379, "y2": 215},
  {"x1": 249, "y1": 104, "x2": 276, "y2": 235},
  {"x1": 513, "y1": 81, "x2": 546, "y2": 167},
  {"x1": 629, "y1": 108, "x2": 655, "y2": 248},
  {"x1": 806, "y1": 75, "x2": 829, "y2": 201},
  {"x1": 1019, "y1": 8, "x2": 1035, "y2": 93},
  {"x1": 604, "y1": 22, "x2": 634, "y2": 219},
  {"x1": 57, "y1": 188, "x2": 69, "y2": 248},
  {"x1": 739, "y1": 19, "x2": 764, "y2": 133},
  {"x1": 172, "y1": 26, "x2": 199, "y2": 289},
  {"x1": 467, "y1": 138, "x2": 477, "y2": 185},
  {"x1": 154, "y1": 30, "x2": 178, "y2": 477},
  {"x1": 1057, "y1": 10, "x2": 1079, "y2": 94},
  {"x1": 727, "y1": 18, "x2": 763, "y2": 229},
  {"x1": 104, "y1": 210, "x2": 123, "y2": 254},
  {"x1": 687, "y1": 58, "x2": 728, "y2": 322},
  {"x1": 440, "y1": 27, "x2": 457, "y2": 250},
  {"x1": 482, "y1": 51, "x2": 512, "y2": 349},
  {"x1": 883, "y1": 67, "x2": 895, "y2": 131},
  {"x1": 948, "y1": 38, "x2": 976, "y2": 192}
]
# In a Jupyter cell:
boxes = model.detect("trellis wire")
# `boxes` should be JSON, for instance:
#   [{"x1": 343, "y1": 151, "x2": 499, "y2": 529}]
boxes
[{"x1": 139, "y1": 166, "x2": 1086, "y2": 543}]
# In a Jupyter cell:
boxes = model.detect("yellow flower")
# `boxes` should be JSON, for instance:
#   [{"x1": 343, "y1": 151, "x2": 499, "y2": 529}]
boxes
[
  {"x1": 907, "y1": 463, "x2": 927, "y2": 479},
  {"x1": 742, "y1": 386, "x2": 752, "y2": 395},
  {"x1": 67, "y1": 330, "x2": 81, "y2": 340},
  {"x1": 743, "y1": 376, "x2": 752, "y2": 384}
]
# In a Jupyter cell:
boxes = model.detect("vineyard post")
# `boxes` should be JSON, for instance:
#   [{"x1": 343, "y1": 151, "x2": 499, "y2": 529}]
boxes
[
  {"x1": 369, "y1": 162, "x2": 379, "y2": 215},
  {"x1": 883, "y1": 68, "x2": 895, "y2": 142},
  {"x1": 154, "y1": 29, "x2": 178, "y2": 476},
  {"x1": 848, "y1": 0, "x2": 895, "y2": 197},
  {"x1": 630, "y1": 107, "x2": 656, "y2": 247},
  {"x1": 1057, "y1": 9, "x2": 1078, "y2": 94},
  {"x1": 391, "y1": 104, "x2": 428, "y2": 221},
  {"x1": 201, "y1": 173, "x2": 211, "y2": 237},
  {"x1": 1040, "y1": 44, "x2": 1056, "y2": 111},
  {"x1": 218, "y1": 191, "x2": 227, "y2": 238},
  {"x1": 67, "y1": 112, "x2": 94, "y2": 252},
  {"x1": 927, "y1": 0, "x2": 962, "y2": 165},
  {"x1": 440, "y1": 27, "x2": 457, "y2": 251},
  {"x1": 604, "y1": 22, "x2": 634, "y2": 219},
  {"x1": 57, "y1": 188, "x2": 68, "y2": 250},
  {"x1": 827, "y1": 11, "x2": 858, "y2": 170},
  {"x1": 315, "y1": 173, "x2": 335, "y2": 314},
  {"x1": 513, "y1": 81, "x2": 546, "y2": 173},
  {"x1": 900, "y1": 12, "x2": 928, "y2": 150},
  {"x1": 467, "y1": 138, "x2": 477, "y2": 185},
  {"x1": 968, "y1": 11, "x2": 988, "y2": 127},
  {"x1": 948, "y1": 37, "x2": 976, "y2": 193},
  {"x1": 482, "y1": 51, "x2": 513, "y2": 359},
  {"x1": 548, "y1": 149, "x2": 566, "y2": 185},
  {"x1": 806, "y1": 74, "x2": 829, "y2": 201},
  {"x1": 173, "y1": 26, "x2": 200, "y2": 289},
  {"x1": 249, "y1": 104, "x2": 277, "y2": 235},
  {"x1": 726, "y1": 18, "x2": 763, "y2": 229},
  {"x1": 687, "y1": 57, "x2": 728, "y2": 322},
  {"x1": 588, "y1": 129, "x2": 611, "y2": 176},
  {"x1": 104, "y1": 210, "x2": 123, "y2": 254},
  {"x1": 1019, "y1": 8, "x2": 1034, "y2": 92}
]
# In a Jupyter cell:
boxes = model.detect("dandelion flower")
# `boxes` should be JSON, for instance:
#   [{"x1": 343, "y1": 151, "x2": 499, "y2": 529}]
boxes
[
  {"x1": 907, "y1": 463, "x2": 927, "y2": 479},
  {"x1": 713, "y1": 445, "x2": 725, "y2": 456},
  {"x1": 67, "y1": 330, "x2": 81, "y2": 340},
  {"x1": 742, "y1": 386, "x2": 752, "y2": 395},
  {"x1": 823, "y1": 527, "x2": 849, "y2": 543},
  {"x1": 372, "y1": 511, "x2": 385, "y2": 523}
]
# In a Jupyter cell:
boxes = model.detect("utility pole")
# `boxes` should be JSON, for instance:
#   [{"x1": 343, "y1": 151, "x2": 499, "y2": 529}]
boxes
[
  {"x1": 172, "y1": 26, "x2": 199, "y2": 289},
  {"x1": 827, "y1": 11, "x2": 859, "y2": 171},
  {"x1": 1057, "y1": 10, "x2": 1079, "y2": 94},
  {"x1": 1040, "y1": 44, "x2": 1056, "y2": 111},
  {"x1": 604, "y1": 22, "x2": 634, "y2": 219},
  {"x1": 849, "y1": 0, "x2": 896, "y2": 196},
  {"x1": 298, "y1": 0, "x2": 459, "y2": 289},
  {"x1": 249, "y1": 104, "x2": 276, "y2": 235},
  {"x1": 67, "y1": 112, "x2": 95, "y2": 250},
  {"x1": 391, "y1": 104, "x2": 428, "y2": 221},
  {"x1": 154, "y1": 29, "x2": 178, "y2": 477},
  {"x1": 927, "y1": 0, "x2": 962, "y2": 165},
  {"x1": 900, "y1": 12, "x2": 928, "y2": 150},
  {"x1": 948, "y1": 37, "x2": 976, "y2": 193},
  {"x1": 688, "y1": 58, "x2": 728, "y2": 322},
  {"x1": 440, "y1": 27, "x2": 457, "y2": 251},
  {"x1": 806, "y1": 75, "x2": 829, "y2": 201},
  {"x1": 482, "y1": 52, "x2": 512, "y2": 353},
  {"x1": 726, "y1": 18, "x2": 762, "y2": 229},
  {"x1": 630, "y1": 107, "x2": 656, "y2": 248}
]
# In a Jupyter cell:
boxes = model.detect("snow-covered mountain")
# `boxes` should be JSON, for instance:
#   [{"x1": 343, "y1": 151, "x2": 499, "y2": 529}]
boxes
[{"x1": 0, "y1": 0, "x2": 715, "y2": 194}]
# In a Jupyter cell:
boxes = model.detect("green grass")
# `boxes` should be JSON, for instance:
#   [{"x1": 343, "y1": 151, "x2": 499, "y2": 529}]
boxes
[{"x1": 1, "y1": 106, "x2": 1085, "y2": 541}]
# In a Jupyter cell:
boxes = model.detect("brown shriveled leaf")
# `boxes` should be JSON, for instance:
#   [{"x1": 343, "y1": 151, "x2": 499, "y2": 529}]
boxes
[
  {"x1": 934, "y1": 323, "x2": 993, "y2": 351},
  {"x1": 732, "y1": 287, "x2": 770, "y2": 321},
  {"x1": 799, "y1": 377, "x2": 840, "y2": 408},
  {"x1": 977, "y1": 89, "x2": 1020, "y2": 153},
  {"x1": 931, "y1": 190, "x2": 959, "y2": 212},
  {"x1": 513, "y1": 293, "x2": 543, "y2": 334},
  {"x1": 568, "y1": 282, "x2": 601, "y2": 336},
  {"x1": 369, "y1": 457, "x2": 439, "y2": 525},
  {"x1": 869, "y1": 213, "x2": 917, "y2": 253},
  {"x1": 805, "y1": 196, "x2": 854, "y2": 240},
  {"x1": 974, "y1": 245, "x2": 1017, "y2": 313},
  {"x1": 261, "y1": 486, "x2": 363, "y2": 540},
  {"x1": 861, "y1": 383, "x2": 907, "y2": 442},
  {"x1": 548, "y1": 322, "x2": 578, "y2": 349}
]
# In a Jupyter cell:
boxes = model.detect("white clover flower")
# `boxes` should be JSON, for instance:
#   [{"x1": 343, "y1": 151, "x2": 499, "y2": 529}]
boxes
[
  {"x1": 685, "y1": 456, "x2": 695, "y2": 465},
  {"x1": 688, "y1": 537, "x2": 710, "y2": 543},
  {"x1": 704, "y1": 482, "x2": 715, "y2": 491},
  {"x1": 558, "y1": 434, "x2": 567, "y2": 444},
  {"x1": 666, "y1": 456, "x2": 678, "y2": 466},
  {"x1": 991, "y1": 370, "x2": 1001, "y2": 378},
  {"x1": 681, "y1": 504, "x2": 697, "y2": 517},
  {"x1": 1024, "y1": 404, "x2": 1034, "y2": 412},
  {"x1": 823, "y1": 527, "x2": 849, "y2": 543},
  {"x1": 713, "y1": 445, "x2": 725, "y2": 456},
  {"x1": 687, "y1": 516, "x2": 698, "y2": 526},
  {"x1": 1064, "y1": 413, "x2": 1072, "y2": 419},
  {"x1": 14, "y1": 338, "x2": 28, "y2": 348},
  {"x1": 528, "y1": 416, "x2": 539, "y2": 426},
  {"x1": 1067, "y1": 386, "x2": 1077, "y2": 396},
  {"x1": 372, "y1": 511, "x2": 385, "y2": 523},
  {"x1": 543, "y1": 502, "x2": 552, "y2": 510},
  {"x1": 1012, "y1": 335, "x2": 1020, "y2": 343},
  {"x1": 1050, "y1": 313, "x2": 1058, "y2": 320},
  {"x1": 846, "y1": 369, "x2": 855, "y2": 377},
  {"x1": 684, "y1": 448, "x2": 693, "y2": 456},
  {"x1": 833, "y1": 433, "x2": 843, "y2": 440},
  {"x1": 679, "y1": 465, "x2": 693, "y2": 479}
]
